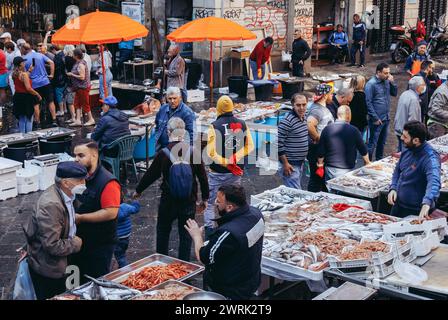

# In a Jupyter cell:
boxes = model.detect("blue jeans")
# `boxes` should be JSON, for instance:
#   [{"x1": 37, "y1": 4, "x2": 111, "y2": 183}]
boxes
[
  {"x1": 99, "y1": 69, "x2": 113, "y2": 99},
  {"x1": 180, "y1": 88, "x2": 188, "y2": 103},
  {"x1": 250, "y1": 60, "x2": 266, "y2": 80},
  {"x1": 114, "y1": 237, "x2": 129, "y2": 269},
  {"x1": 278, "y1": 162, "x2": 303, "y2": 189},
  {"x1": 350, "y1": 42, "x2": 365, "y2": 65},
  {"x1": 203, "y1": 172, "x2": 242, "y2": 228},
  {"x1": 397, "y1": 135, "x2": 404, "y2": 152},
  {"x1": 18, "y1": 115, "x2": 33, "y2": 133},
  {"x1": 368, "y1": 120, "x2": 389, "y2": 161}
]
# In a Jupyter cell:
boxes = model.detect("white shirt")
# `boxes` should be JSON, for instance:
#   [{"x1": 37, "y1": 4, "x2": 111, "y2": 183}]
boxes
[
  {"x1": 83, "y1": 53, "x2": 92, "y2": 74},
  {"x1": 61, "y1": 190, "x2": 76, "y2": 239}
]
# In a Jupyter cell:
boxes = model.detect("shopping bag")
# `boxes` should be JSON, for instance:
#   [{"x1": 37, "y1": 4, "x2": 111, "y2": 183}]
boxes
[{"x1": 13, "y1": 258, "x2": 37, "y2": 300}]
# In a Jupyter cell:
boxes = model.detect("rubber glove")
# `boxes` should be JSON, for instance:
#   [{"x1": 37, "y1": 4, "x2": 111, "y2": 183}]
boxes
[
  {"x1": 419, "y1": 204, "x2": 431, "y2": 220},
  {"x1": 315, "y1": 166, "x2": 324, "y2": 178},
  {"x1": 257, "y1": 68, "x2": 262, "y2": 79}
]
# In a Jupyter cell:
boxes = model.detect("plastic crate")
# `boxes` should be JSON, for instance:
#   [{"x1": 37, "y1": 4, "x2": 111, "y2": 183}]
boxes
[{"x1": 383, "y1": 218, "x2": 448, "y2": 241}]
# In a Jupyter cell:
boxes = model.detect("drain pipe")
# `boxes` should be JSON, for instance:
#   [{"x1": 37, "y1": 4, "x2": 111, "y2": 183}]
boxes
[{"x1": 220, "y1": 0, "x2": 224, "y2": 88}]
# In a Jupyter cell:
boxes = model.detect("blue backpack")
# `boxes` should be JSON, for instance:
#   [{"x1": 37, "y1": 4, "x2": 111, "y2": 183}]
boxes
[{"x1": 162, "y1": 147, "x2": 193, "y2": 200}]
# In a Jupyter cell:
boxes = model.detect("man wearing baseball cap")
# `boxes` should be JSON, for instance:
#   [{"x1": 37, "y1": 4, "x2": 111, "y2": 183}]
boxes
[
  {"x1": 22, "y1": 161, "x2": 87, "y2": 299},
  {"x1": 405, "y1": 40, "x2": 430, "y2": 77},
  {"x1": 91, "y1": 95, "x2": 130, "y2": 156}
]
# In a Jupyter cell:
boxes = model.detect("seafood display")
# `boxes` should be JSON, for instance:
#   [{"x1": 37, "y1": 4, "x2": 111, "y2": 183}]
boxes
[
  {"x1": 364, "y1": 162, "x2": 396, "y2": 176},
  {"x1": 121, "y1": 263, "x2": 191, "y2": 291},
  {"x1": 290, "y1": 230, "x2": 358, "y2": 257},
  {"x1": 132, "y1": 282, "x2": 200, "y2": 300},
  {"x1": 331, "y1": 208, "x2": 398, "y2": 225},
  {"x1": 441, "y1": 163, "x2": 448, "y2": 190},
  {"x1": 337, "y1": 241, "x2": 390, "y2": 260},
  {"x1": 430, "y1": 134, "x2": 448, "y2": 147},
  {"x1": 252, "y1": 186, "x2": 321, "y2": 206},
  {"x1": 327, "y1": 170, "x2": 390, "y2": 198}
]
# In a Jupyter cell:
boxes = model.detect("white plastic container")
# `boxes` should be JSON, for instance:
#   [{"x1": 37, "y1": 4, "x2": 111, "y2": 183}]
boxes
[
  {"x1": 16, "y1": 167, "x2": 40, "y2": 194},
  {"x1": 187, "y1": 90, "x2": 205, "y2": 103},
  {"x1": 0, "y1": 157, "x2": 22, "y2": 201},
  {"x1": 24, "y1": 154, "x2": 60, "y2": 191}
]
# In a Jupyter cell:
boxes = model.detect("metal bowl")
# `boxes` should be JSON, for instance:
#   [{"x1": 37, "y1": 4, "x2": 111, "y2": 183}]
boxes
[{"x1": 183, "y1": 291, "x2": 226, "y2": 300}]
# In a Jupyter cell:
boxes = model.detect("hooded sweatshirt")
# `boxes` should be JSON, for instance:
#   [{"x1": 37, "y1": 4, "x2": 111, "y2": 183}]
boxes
[{"x1": 91, "y1": 108, "x2": 131, "y2": 147}]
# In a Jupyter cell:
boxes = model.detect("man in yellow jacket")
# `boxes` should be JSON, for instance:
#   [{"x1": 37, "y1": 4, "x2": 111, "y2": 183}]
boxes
[{"x1": 204, "y1": 95, "x2": 255, "y2": 238}]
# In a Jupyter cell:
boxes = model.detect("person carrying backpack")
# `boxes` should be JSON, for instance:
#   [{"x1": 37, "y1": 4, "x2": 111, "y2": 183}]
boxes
[{"x1": 133, "y1": 117, "x2": 209, "y2": 261}]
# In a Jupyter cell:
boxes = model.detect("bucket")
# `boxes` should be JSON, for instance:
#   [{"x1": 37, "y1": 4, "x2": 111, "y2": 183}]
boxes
[
  {"x1": 4, "y1": 142, "x2": 39, "y2": 163},
  {"x1": 133, "y1": 129, "x2": 156, "y2": 160},
  {"x1": 39, "y1": 136, "x2": 73, "y2": 155},
  {"x1": 254, "y1": 83, "x2": 274, "y2": 101},
  {"x1": 228, "y1": 76, "x2": 248, "y2": 98},
  {"x1": 280, "y1": 80, "x2": 304, "y2": 99}
]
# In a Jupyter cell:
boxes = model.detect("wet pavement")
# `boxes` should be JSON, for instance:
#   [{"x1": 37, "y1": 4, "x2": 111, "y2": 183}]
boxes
[{"x1": 1, "y1": 52, "x2": 446, "y2": 299}]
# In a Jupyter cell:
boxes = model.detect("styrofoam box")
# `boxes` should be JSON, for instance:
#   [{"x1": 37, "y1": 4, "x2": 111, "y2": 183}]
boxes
[
  {"x1": 0, "y1": 178, "x2": 18, "y2": 201},
  {"x1": 187, "y1": 90, "x2": 205, "y2": 103},
  {"x1": 16, "y1": 167, "x2": 40, "y2": 194},
  {"x1": 24, "y1": 160, "x2": 58, "y2": 191}
]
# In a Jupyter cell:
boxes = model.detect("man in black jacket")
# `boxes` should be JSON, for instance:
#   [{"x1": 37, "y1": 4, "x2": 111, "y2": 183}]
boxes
[
  {"x1": 133, "y1": 117, "x2": 209, "y2": 261},
  {"x1": 185, "y1": 184, "x2": 264, "y2": 300},
  {"x1": 71, "y1": 139, "x2": 120, "y2": 283},
  {"x1": 290, "y1": 29, "x2": 311, "y2": 77}
]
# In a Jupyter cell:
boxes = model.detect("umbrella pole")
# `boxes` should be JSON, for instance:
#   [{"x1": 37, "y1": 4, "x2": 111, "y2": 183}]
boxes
[
  {"x1": 210, "y1": 41, "x2": 213, "y2": 105},
  {"x1": 100, "y1": 44, "x2": 108, "y2": 98}
]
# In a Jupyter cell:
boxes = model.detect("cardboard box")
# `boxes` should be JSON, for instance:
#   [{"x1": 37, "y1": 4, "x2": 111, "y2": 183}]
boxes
[
  {"x1": 187, "y1": 90, "x2": 205, "y2": 103},
  {"x1": 230, "y1": 50, "x2": 251, "y2": 59}
]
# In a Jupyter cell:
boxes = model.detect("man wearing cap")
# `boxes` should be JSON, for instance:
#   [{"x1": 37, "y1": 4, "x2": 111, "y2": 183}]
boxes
[
  {"x1": 307, "y1": 84, "x2": 334, "y2": 192},
  {"x1": 405, "y1": 41, "x2": 430, "y2": 77},
  {"x1": 22, "y1": 161, "x2": 86, "y2": 300},
  {"x1": 0, "y1": 32, "x2": 17, "y2": 51},
  {"x1": 204, "y1": 95, "x2": 255, "y2": 238},
  {"x1": 91, "y1": 96, "x2": 131, "y2": 157},
  {"x1": 72, "y1": 139, "x2": 121, "y2": 283}
]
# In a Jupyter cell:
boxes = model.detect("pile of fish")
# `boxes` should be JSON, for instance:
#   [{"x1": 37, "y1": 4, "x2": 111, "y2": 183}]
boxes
[
  {"x1": 430, "y1": 135, "x2": 448, "y2": 146},
  {"x1": 331, "y1": 208, "x2": 398, "y2": 225},
  {"x1": 65, "y1": 277, "x2": 142, "y2": 300},
  {"x1": 329, "y1": 174, "x2": 388, "y2": 192},
  {"x1": 263, "y1": 238, "x2": 330, "y2": 271},
  {"x1": 441, "y1": 163, "x2": 448, "y2": 190},
  {"x1": 254, "y1": 186, "x2": 322, "y2": 206},
  {"x1": 337, "y1": 240, "x2": 390, "y2": 261},
  {"x1": 308, "y1": 218, "x2": 385, "y2": 241}
]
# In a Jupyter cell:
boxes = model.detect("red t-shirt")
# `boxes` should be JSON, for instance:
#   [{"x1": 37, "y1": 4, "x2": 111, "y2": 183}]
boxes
[
  {"x1": 0, "y1": 50, "x2": 7, "y2": 75},
  {"x1": 249, "y1": 40, "x2": 272, "y2": 69},
  {"x1": 100, "y1": 180, "x2": 121, "y2": 208}
]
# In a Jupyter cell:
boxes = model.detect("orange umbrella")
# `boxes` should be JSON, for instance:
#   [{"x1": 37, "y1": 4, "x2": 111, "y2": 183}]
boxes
[
  {"x1": 52, "y1": 9, "x2": 149, "y2": 97},
  {"x1": 167, "y1": 17, "x2": 256, "y2": 96}
]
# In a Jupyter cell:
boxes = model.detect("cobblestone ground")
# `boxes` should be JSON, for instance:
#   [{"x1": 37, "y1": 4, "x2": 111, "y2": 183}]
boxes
[{"x1": 1, "y1": 53, "x2": 447, "y2": 299}]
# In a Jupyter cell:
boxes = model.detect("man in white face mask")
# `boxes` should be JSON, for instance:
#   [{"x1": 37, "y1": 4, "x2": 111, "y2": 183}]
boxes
[{"x1": 23, "y1": 161, "x2": 87, "y2": 300}]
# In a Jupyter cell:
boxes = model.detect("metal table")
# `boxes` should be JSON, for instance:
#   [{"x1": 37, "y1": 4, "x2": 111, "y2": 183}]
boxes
[{"x1": 124, "y1": 60, "x2": 153, "y2": 84}]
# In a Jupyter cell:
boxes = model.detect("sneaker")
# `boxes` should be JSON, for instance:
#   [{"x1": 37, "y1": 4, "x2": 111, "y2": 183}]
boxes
[
  {"x1": 33, "y1": 122, "x2": 41, "y2": 130},
  {"x1": 83, "y1": 119, "x2": 96, "y2": 126},
  {"x1": 359, "y1": 64, "x2": 365, "y2": 68},
  {"x1": 56, "y1": 111, "x2": 64, "y2": 117},
  {"x1": 51, "y1": 121, "x2": 58, "y2": 128},
  {"x1": 69, "y1": 121, "x2": 82, "y2": 127},
  {"x1": 65, "y1": 119, "x2": 74, "y2": 124}
]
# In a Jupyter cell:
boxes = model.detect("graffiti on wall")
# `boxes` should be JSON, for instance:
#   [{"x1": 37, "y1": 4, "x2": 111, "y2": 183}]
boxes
[
  {"x1": 223, "y1": 9, "x2": 244, "y2": 20},
  {"x1": 244, "y1": 1, "x2": 288, "y2": 49},
  {"x1": 294, "y1": 0, "x2": 314, "y2": 45},
  {"x1": 194, "y1": 8, "x2": 215, "y2": 19}
]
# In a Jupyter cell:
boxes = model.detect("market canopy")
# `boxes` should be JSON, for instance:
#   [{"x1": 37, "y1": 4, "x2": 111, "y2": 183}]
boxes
[
  {"x1": 167, "y1": 17, "x2": 256, "y2": 99},
  {"x1": 166, "y1": 16, "x2": 256, "y2": 42},
  {"x1": 52, "y1": 9, "x2": 148, "y2": 97},
  {"x1": 52, "y1": 9, "x2": 148, "y2": 45}
]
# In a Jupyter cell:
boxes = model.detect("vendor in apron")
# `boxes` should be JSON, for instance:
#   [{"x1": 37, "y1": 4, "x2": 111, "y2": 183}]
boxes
[{"x1": 405, "y1": 41, "x2": 430, "y2": 77}]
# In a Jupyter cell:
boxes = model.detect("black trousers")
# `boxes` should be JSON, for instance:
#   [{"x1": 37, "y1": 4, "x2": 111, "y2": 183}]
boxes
[
  {"x1": 307, "y1": 143, "x2": 327, "y2": 193},
  {"x1": 292, "y1": 62, "x2": 304, "y2": 77},
  {"x1": 157, "y1": 194, "x2": 195, "y2": 262},
  {"x1": 329, "y1": 45, "x2": 349, "y2": 63},
  {"x1": 69, "y1": 244, "x2": 115, "y2": 284},
  {"x1": 29, "y1": 267, "x2": 67, "y2": 300}
]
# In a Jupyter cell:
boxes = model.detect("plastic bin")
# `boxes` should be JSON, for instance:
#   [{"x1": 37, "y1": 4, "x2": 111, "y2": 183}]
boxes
[
  {"x1": 279, "y1": 80, "x2": 304, "y2": 100},
  {"x1": 3, "y1": 142, "x2": 39, "y2": 163},
  {"x1": 228, "y1": 76, "x2": 248, "y2": 98},
  {"x1": 254, "y1": 83, "x2": 274, "y2": 101},
  {"x1": 133, "y1": 131, "x2": 156, "y2": 160},
  {"x1": 39, "y1": 136, "x2": 73, "y2": 155}
]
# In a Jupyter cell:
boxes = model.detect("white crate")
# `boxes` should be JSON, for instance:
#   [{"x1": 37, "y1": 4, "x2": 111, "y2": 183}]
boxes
[
  {"x1": 0, "y1": 178, "x2": 18, "y2": 201},
  {"x1": 24, "y1": 160, "x2": 58, "y2": 191},
  {"x1": 187, "y1": 90, "x2": 205, "y2": 103},
  {"x1": 0, "y1": 157, "x2": 22, "y2": 175},
  {"x1": 16, "y1": 167, "x2": 40, "y2": 194},
  {"x1": 383, "y1": 218, "x2": 448, "y2": 241}
]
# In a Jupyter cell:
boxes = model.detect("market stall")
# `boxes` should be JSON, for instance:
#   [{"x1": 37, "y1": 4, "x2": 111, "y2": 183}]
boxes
[
  {"x1": 51, "y1": 253, "x2": 205, "y2": 300},
  {"x1": 251, "y1": 185, "x2": 448, "y2": 300}
]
